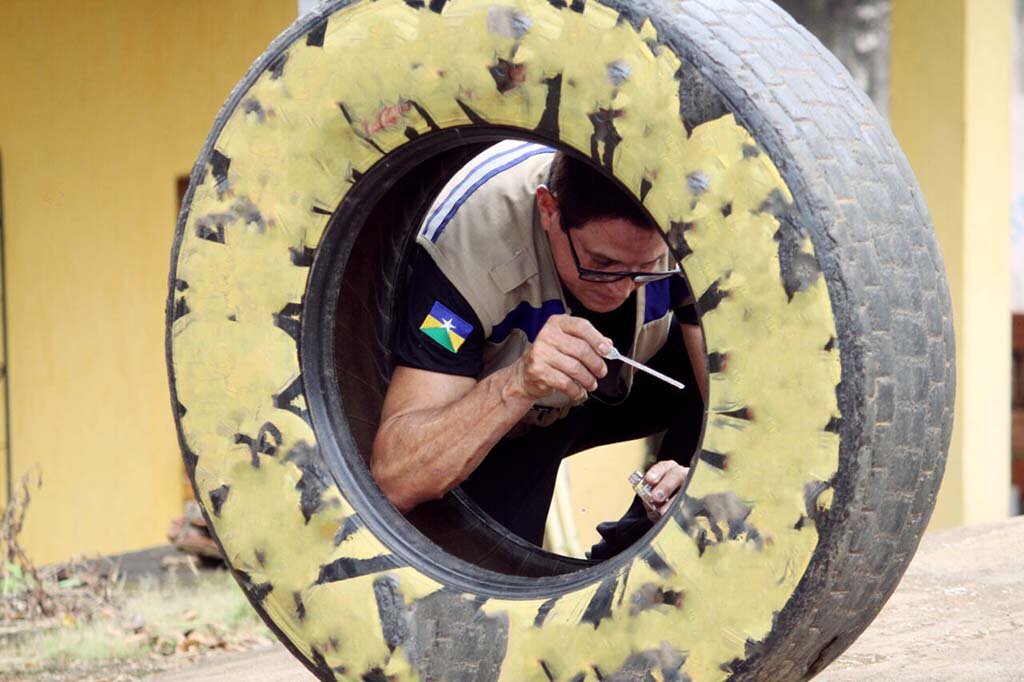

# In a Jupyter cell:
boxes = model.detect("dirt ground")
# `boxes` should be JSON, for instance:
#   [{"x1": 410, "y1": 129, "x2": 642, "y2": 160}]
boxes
[
  {"x1": 151, "y1": 517, "x2": 1024, "y2": 681},
  {"x1": 0, "y1": 563, "x2": 273, "y2": 681},
  {"x1": 818, "y1": 516, "x2": 1024, "y2": 681}
]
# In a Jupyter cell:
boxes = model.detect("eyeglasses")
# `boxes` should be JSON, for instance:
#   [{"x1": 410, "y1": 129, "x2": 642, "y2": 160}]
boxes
[{"x1": 563, "y1": 228, "x2": 682, "y2": 283}]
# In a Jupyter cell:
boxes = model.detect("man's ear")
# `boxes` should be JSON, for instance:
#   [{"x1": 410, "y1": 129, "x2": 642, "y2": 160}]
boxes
[{"x1": 535, "y1": 185, "x2": 559, "y2": 234}]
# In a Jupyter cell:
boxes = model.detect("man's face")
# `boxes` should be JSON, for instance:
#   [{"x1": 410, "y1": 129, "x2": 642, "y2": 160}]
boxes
[{"x1": 538, "y1": 188, "x2": 667, "y2": 314}]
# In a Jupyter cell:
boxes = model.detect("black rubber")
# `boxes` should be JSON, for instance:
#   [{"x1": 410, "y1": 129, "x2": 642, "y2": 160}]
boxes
[
  {"x1": 628, "y1": 1, "x2": 955, "y2": 676},
  {"x1": 167, "y1": 0, "x2": 955, "y2": 678},
  {"x1": 310, "y1": 131, "x2": 600, "y2": 576}
]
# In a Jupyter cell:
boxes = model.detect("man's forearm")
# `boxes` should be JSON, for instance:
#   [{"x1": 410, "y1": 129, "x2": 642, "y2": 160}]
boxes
[{"x1": 371, "y1": 365, "x2": 534, "y2": 512}]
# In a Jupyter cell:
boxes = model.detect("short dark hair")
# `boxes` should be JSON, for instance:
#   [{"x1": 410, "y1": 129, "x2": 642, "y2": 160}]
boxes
[{"x1": 548, "y1": 151, "x2": 654, "y2": 231}]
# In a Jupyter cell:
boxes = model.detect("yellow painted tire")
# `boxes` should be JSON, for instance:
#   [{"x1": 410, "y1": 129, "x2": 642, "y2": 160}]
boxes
[{"x1": 166, "y1": 0, "x2": 954, "y2": 680}]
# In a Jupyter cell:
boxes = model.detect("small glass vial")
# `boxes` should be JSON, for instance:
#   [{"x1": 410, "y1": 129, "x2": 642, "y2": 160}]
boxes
[{"x1": 629, "y1": 470, "x2": 658, "y2": 508}]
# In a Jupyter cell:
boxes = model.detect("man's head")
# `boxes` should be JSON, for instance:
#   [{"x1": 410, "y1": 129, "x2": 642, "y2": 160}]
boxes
[{"x1": 537, "y1": 152, "x2": 669, "y2": 313}]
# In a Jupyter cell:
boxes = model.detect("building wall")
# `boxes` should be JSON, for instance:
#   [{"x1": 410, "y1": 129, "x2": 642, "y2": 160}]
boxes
[
  {"x1": 1010, "y1": 1, "x2": 1024, "y2": 314},
  {"x1": 891, "y1": 0, "x2": 1012, "y2": 528},
  {"x1": 0, "y1": 0, "x2": 1011, "y2": 565},
  {"x1": 0, "y1": 0, "x2": 294, "y2": 564}
]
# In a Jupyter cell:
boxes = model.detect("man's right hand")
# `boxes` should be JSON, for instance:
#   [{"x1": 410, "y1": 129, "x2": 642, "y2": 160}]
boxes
[
  {"x1": 508, "y1": 315, "x2": 612, "y2": 402},
  {"x1": 374, "y1": 315, "x2": 610, "y2": 511}
]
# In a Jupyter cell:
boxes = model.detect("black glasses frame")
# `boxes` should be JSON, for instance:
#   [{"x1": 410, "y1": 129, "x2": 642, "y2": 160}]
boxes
[{"x1": 563, "y1": 227, "x2": 682, "y2": 283}]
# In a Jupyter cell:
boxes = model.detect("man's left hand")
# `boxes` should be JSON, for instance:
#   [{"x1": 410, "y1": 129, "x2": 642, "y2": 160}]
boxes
[{"x1": 641, "y1": 461, "x2": 689, "y2": 521}]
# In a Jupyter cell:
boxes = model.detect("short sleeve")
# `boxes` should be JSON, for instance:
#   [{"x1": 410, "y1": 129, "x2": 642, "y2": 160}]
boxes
[
  {"x1": 670, "y1": 275, "x2": 699, "y2": 326},
  {"x1": 392, "y1": 247, "x2": 485, "y2": 377}
]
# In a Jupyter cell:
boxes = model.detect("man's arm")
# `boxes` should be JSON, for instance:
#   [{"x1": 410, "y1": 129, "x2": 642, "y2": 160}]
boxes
[{"x1": 371, "y1": 315, "x2": 612, "y2": 512}]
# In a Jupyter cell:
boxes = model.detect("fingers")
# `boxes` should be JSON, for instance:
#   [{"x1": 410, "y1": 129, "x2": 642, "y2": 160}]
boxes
[
  {"x1": 528, "y1": 360, "x2": 589, "y2": 400},
  {"x1": 556, "y1": 316, "x2": 613, "y2": 356},
  {"x1": 517, "y1": 349, "x2": 590, "y2": 400},
  {"x1": 547, "y1": 316, "x2": 610, "y2": 378},
  {"x1": 644, "y1": 460, "x2": 689, "y2": 508},
  {"x1": 560, "y1": 335, "x2": 607, "y2": 380},
  {"x1": 515, "y1": 316, "x2": 611, "y2": 400},
  {"x1": 545, "y1": 352, "x2": 599, "y2": 392}
]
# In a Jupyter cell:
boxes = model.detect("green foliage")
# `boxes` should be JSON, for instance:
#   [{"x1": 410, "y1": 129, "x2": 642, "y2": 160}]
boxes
[{"x1": 3, "y1": 561, "x2": 28, "y2": 596}]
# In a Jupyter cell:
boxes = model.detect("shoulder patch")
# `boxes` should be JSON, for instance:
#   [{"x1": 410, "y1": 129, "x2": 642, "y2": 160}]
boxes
[{"x1": 420, "y1": 301, "x2": 473, "y2": 353}]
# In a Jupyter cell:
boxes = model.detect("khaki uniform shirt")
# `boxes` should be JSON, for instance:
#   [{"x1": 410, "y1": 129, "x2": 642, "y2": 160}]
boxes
[{"x1": 416, "y1": 141, "x2": 675, "y2": 428}]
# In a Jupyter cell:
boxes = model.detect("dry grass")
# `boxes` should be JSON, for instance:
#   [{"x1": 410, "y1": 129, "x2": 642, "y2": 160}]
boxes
[
  {"x1": 0, "y1": 566, "x2": 274, "y2": 681},
  {"x1": 0, "y1": 473, "x2": 274, "y2": 681}
]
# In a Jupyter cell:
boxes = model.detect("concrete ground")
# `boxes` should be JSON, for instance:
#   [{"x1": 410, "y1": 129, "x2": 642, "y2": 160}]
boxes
[
  {"x1": 151, "y1": 517, "x2": 1024, "y2": 681},
  {"x1": 818, "y1": 516, "x2": 1024, "y2": 681}
]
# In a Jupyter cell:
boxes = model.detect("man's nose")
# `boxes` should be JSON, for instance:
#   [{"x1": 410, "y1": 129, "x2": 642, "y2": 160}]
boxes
[{"x1": 614, "y1": 278, "x2": 638, "y2": 298}]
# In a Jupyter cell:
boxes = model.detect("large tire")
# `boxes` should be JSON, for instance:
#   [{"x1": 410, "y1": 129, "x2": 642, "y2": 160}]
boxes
[{"x1": 166, "y1": 0, "x2": 954, "y2": 679}]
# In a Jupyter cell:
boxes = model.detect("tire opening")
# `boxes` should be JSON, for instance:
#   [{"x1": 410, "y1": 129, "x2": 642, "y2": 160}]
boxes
[{"x1": 303, "y1": 129, "x2": 705, "y2": 587}]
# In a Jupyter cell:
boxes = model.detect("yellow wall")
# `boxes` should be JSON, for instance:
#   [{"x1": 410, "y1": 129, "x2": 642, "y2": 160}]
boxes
[
  {"x1": 0, "y1": 1, "x2": 294, "y2": 564},
  {"x1": 0, "y1": 277, "x2": 7, "y2": 515},
  {"x1": 0, "y1": 0, "x2": 1011, "y2": 565},
  {"x1": 0, "y1": 155, "x2": 7, "y2": 507},
  {"x1": 891, "y1": 0, "x2": 1012, "y2": 528},
  {"x1": 547, "y1": 441, "x2": 647, "y2": 556}
]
